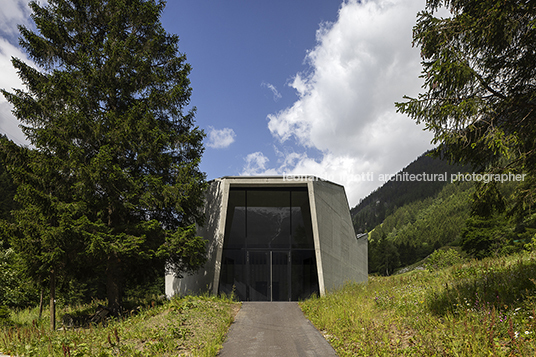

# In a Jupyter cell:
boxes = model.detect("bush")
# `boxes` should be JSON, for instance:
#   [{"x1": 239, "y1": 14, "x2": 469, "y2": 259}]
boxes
[
  {"x1": 425, "y1": 248, "x2": 464, "y2": 272},
  {"x1": 525, "y1": 235, "x2": 536, "y2": 252},
  {"x1": 0, "y1": 305, "x2": 10, "y2": 325},
  {"x1": 0, "y1": 246, "x2": 39, "y2": 308}
]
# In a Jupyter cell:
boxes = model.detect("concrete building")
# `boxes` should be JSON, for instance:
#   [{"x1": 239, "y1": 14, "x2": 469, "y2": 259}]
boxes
[{"x1": 165, "y1": 176, "x2": 367, "y2": 301}]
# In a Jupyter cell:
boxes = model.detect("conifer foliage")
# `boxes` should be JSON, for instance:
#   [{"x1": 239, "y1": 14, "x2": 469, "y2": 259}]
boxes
[
  {"x1": 396, "y1": 0, "x2": 536, "y2": 214},
  {"x1": 0, "y1": 0, "x2": 207, "y2": 316},
  {"x1": 396, "y1": 0, "x2": 536, "y2": 258}
]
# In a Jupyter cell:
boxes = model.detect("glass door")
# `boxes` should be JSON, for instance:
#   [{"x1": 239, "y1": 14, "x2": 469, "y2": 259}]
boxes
[
  {"x1": 271, "y1": 251, "x2": 290, "y2": 301},
  {"x1": 220, "y1": 188, "x2": 319, "y2": 301},
  {"x1": 246, "y1": 250, "x2": 290, "y2": 301},
  {"x1": 247, "y1": 251, "x2": 270, "y2": 301}
]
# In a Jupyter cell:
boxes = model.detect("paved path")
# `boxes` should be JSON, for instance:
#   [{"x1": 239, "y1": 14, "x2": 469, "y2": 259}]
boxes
[{"x1": 218, "y1": 302, "x2": 338, "y2": 357}]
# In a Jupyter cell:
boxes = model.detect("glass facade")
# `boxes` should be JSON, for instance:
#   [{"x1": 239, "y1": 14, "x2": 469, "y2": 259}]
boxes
[{"x1": 219, "y1": 187, "x2": 319, "y2": 301}]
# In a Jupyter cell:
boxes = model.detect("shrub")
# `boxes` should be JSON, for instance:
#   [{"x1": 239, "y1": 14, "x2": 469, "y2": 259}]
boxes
[
  {"x1": 0, "y1": 305, "x2": 10, "y2": 325},
  {"x1": 425, "y1": 248, "x2": 464, "y2": 272},
  {"x1": 525, "y1": 235, "x2": 536, "y2": 252},
  {"x1": 0, "y1": 246, "x2": 38, "y2": 308}
]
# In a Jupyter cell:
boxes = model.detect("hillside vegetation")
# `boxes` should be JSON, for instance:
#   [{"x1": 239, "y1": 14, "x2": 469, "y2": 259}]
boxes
[
  {"x1": 301, "y1": 250, "x2": 536, "y2": 356},
  {"x1": 350, "y1": 152, "x2": 476, "y2": 275},
  {"x1": 368, "y1": 181, "x2": 474, "y2": 275},
  {"x1": 352, "y1": 150, "x2": 534, "y2": 275},
  {"x1": 351, "y1": 152, "x2": 470, "y2": 233}
]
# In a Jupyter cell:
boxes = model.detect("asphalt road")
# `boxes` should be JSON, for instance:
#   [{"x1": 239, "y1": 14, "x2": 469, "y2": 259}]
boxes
[{"x1": 218, "y1": 302, "x2": 338, "y2": 357}]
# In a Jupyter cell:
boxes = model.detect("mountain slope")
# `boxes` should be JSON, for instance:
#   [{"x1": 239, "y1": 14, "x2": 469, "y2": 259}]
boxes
[
  {"x1": 367, "y1": 181, "x2": 474, "y2": 274},
  {"x1": 350, "y1": 151, "x2": 470, "y2": 233}
]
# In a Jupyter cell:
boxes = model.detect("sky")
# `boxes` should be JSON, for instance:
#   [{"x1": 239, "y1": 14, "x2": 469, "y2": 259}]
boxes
[{"x1": 0, "y1": 0, "x2": 437, "y2": 207}]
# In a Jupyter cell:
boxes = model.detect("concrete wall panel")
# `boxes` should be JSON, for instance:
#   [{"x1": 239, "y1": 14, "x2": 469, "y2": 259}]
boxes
[
  {"x1": 311, "y1": 180, "x2": 367, "y2": 294},
  {"x1": 165, "y1": 180, "x2": 225, "y2": 297}
]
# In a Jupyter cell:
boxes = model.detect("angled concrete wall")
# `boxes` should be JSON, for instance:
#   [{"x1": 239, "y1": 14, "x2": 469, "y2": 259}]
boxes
[
  {"x1": 309, "y1": 180, "x2": 368, "y2": 292},
  {"x1": 165, "y1": 179, "x2": 227, "y2": 297},
  {"x1": 165, "y1": 176, "x2": 368, "y2": 299}
]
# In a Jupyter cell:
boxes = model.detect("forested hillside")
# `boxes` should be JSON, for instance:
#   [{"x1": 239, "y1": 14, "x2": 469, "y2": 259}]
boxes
[
  {"x1": 347, "y1": 152, "x2": 476, "y2": 275},
  {"x1": 350, "y1": 151, "x2": 469, "y2": 233},
  {"x1": 357, "y1": 151, "x2": 534, "y2": 276},
  {"x1": 367, "y1": 181, "x2": 474, "y2": 275}
]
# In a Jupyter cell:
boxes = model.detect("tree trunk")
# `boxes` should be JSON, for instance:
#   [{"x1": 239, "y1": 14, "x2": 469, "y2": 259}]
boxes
[
  {"x1": 50, "y1": 269, "x2": 56, "y2": 331},
  {"x1": 106, "y1": 252, "x2": 123, "y2": 315}
]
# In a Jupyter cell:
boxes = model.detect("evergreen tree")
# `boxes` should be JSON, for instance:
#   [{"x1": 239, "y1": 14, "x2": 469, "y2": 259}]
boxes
[
  {"x1": 396, "y1": 0, "x2": 536, "y2": 216},
  {"x1": 0, "y1": 0, "x2": 207, "y2": 315},
  {"x1": 368, "y1": 232, "x2": 400, "y2": 276},
  {"x1": 461, "y1": 215, "x2": 511, "y2": 259},
  {"x1": 460, "y1": 181, "x2": 514, "y2": 258},
  {"x1": 377, "y1": 233, "x2": 400, "y2": 276}
]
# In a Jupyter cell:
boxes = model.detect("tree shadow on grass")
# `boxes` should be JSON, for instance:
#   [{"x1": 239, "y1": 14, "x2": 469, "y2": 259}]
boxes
[{"x1": 426, "y1": 254, "x2": 536, "y2": 316}]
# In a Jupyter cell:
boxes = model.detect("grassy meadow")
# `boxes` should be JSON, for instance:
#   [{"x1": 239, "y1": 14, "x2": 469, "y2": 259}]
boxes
[
  {"x1": 2, "y1": 251, "x2": 536, "y2": 356},
  {"x1": 0, "y1": 295, "x2": 239, "y2": 357},
  {"x1": 301, "y1": 250, "x2": 536, "y2": 356}
]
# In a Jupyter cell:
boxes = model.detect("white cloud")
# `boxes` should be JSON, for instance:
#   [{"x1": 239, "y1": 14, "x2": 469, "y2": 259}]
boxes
[
  {"x1": 0, "y1": 0, "x2": 31, "y2": 38},
  {"x1": 261, "y1": 82, "x2": 282, "y2": 102},
  {"x1": 206, "y1": 126, "x2": 236, "y2": 149},
  {"x1": 0, "y1": 37, "x2": 31, "y2": 145},
  {"x1": 0, "y1": 1, "x2": 52, "y2": 146},
  {"x1": 254, "y1": 0, "x2": 435, "y2": 206},
  {"x1": 0, "y1": 1, "x2": 38, "y2": 145},
  {"x1": 241, "y1": 152, "x2": 279, "y2": 176}
]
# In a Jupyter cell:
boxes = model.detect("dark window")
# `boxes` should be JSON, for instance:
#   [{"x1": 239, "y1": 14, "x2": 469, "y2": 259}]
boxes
[
  {"x1": 219, "y1": 187, "x2": 318, "y2": 301},
  {"x1": 246, "y1": 190, "x2": 290, "y2": 248},
  {"x1": 291, "y1": 250, "x2": 319, "y2": 300},
  {"x1": 223, "y1": 189, "x2": 246, "y2": 249},
  {"x1": 291, "y1": 190, "x2": 314, "y2": 249}
]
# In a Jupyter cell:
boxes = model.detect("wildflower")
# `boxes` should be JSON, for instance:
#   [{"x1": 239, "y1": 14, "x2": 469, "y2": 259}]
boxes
[
  {"x1": 526, "y1": 331, "x2": 531, "y2": 335},
  {"x1": 515, "y1": 331, "x2": 519, "y2": 338}
]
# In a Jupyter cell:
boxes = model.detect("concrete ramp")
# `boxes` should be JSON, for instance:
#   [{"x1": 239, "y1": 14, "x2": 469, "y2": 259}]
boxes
[{"x1": 218, "y1": 302, "x2": 337, "y2": 357}]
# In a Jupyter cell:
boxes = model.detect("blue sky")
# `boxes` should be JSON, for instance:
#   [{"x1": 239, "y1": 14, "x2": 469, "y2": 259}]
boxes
[
  {"x1": 0, "y1": 0, "x2": 436, "y2": 206},
  {"x1": 159, "y1": 1, "x2": 342, "y2": 176}
]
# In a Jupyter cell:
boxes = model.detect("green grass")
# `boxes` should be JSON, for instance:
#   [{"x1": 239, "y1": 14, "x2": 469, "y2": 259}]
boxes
[
  {"x1": 0, "y1": 295, "x2": 240, "y2": 357},
  {"x1": 300, "y1": 251, "x2": 536, "y2": 356},
  {"x1": 4, "y1": 253, "x2": 536, "y2": 356}
]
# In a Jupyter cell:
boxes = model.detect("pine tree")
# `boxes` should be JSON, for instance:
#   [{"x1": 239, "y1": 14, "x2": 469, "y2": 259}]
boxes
[
  {"x1": 0, "y1": 0, "x2": 207, "y2": 315},
  {"x1": 396, "y1": 0, "x2": 536, "y2": 215}
]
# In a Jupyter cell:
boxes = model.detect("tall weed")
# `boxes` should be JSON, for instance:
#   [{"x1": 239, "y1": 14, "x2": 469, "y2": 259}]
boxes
[{"x1": 301, "y1": 251, "x2": 536, "y2": 356}]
